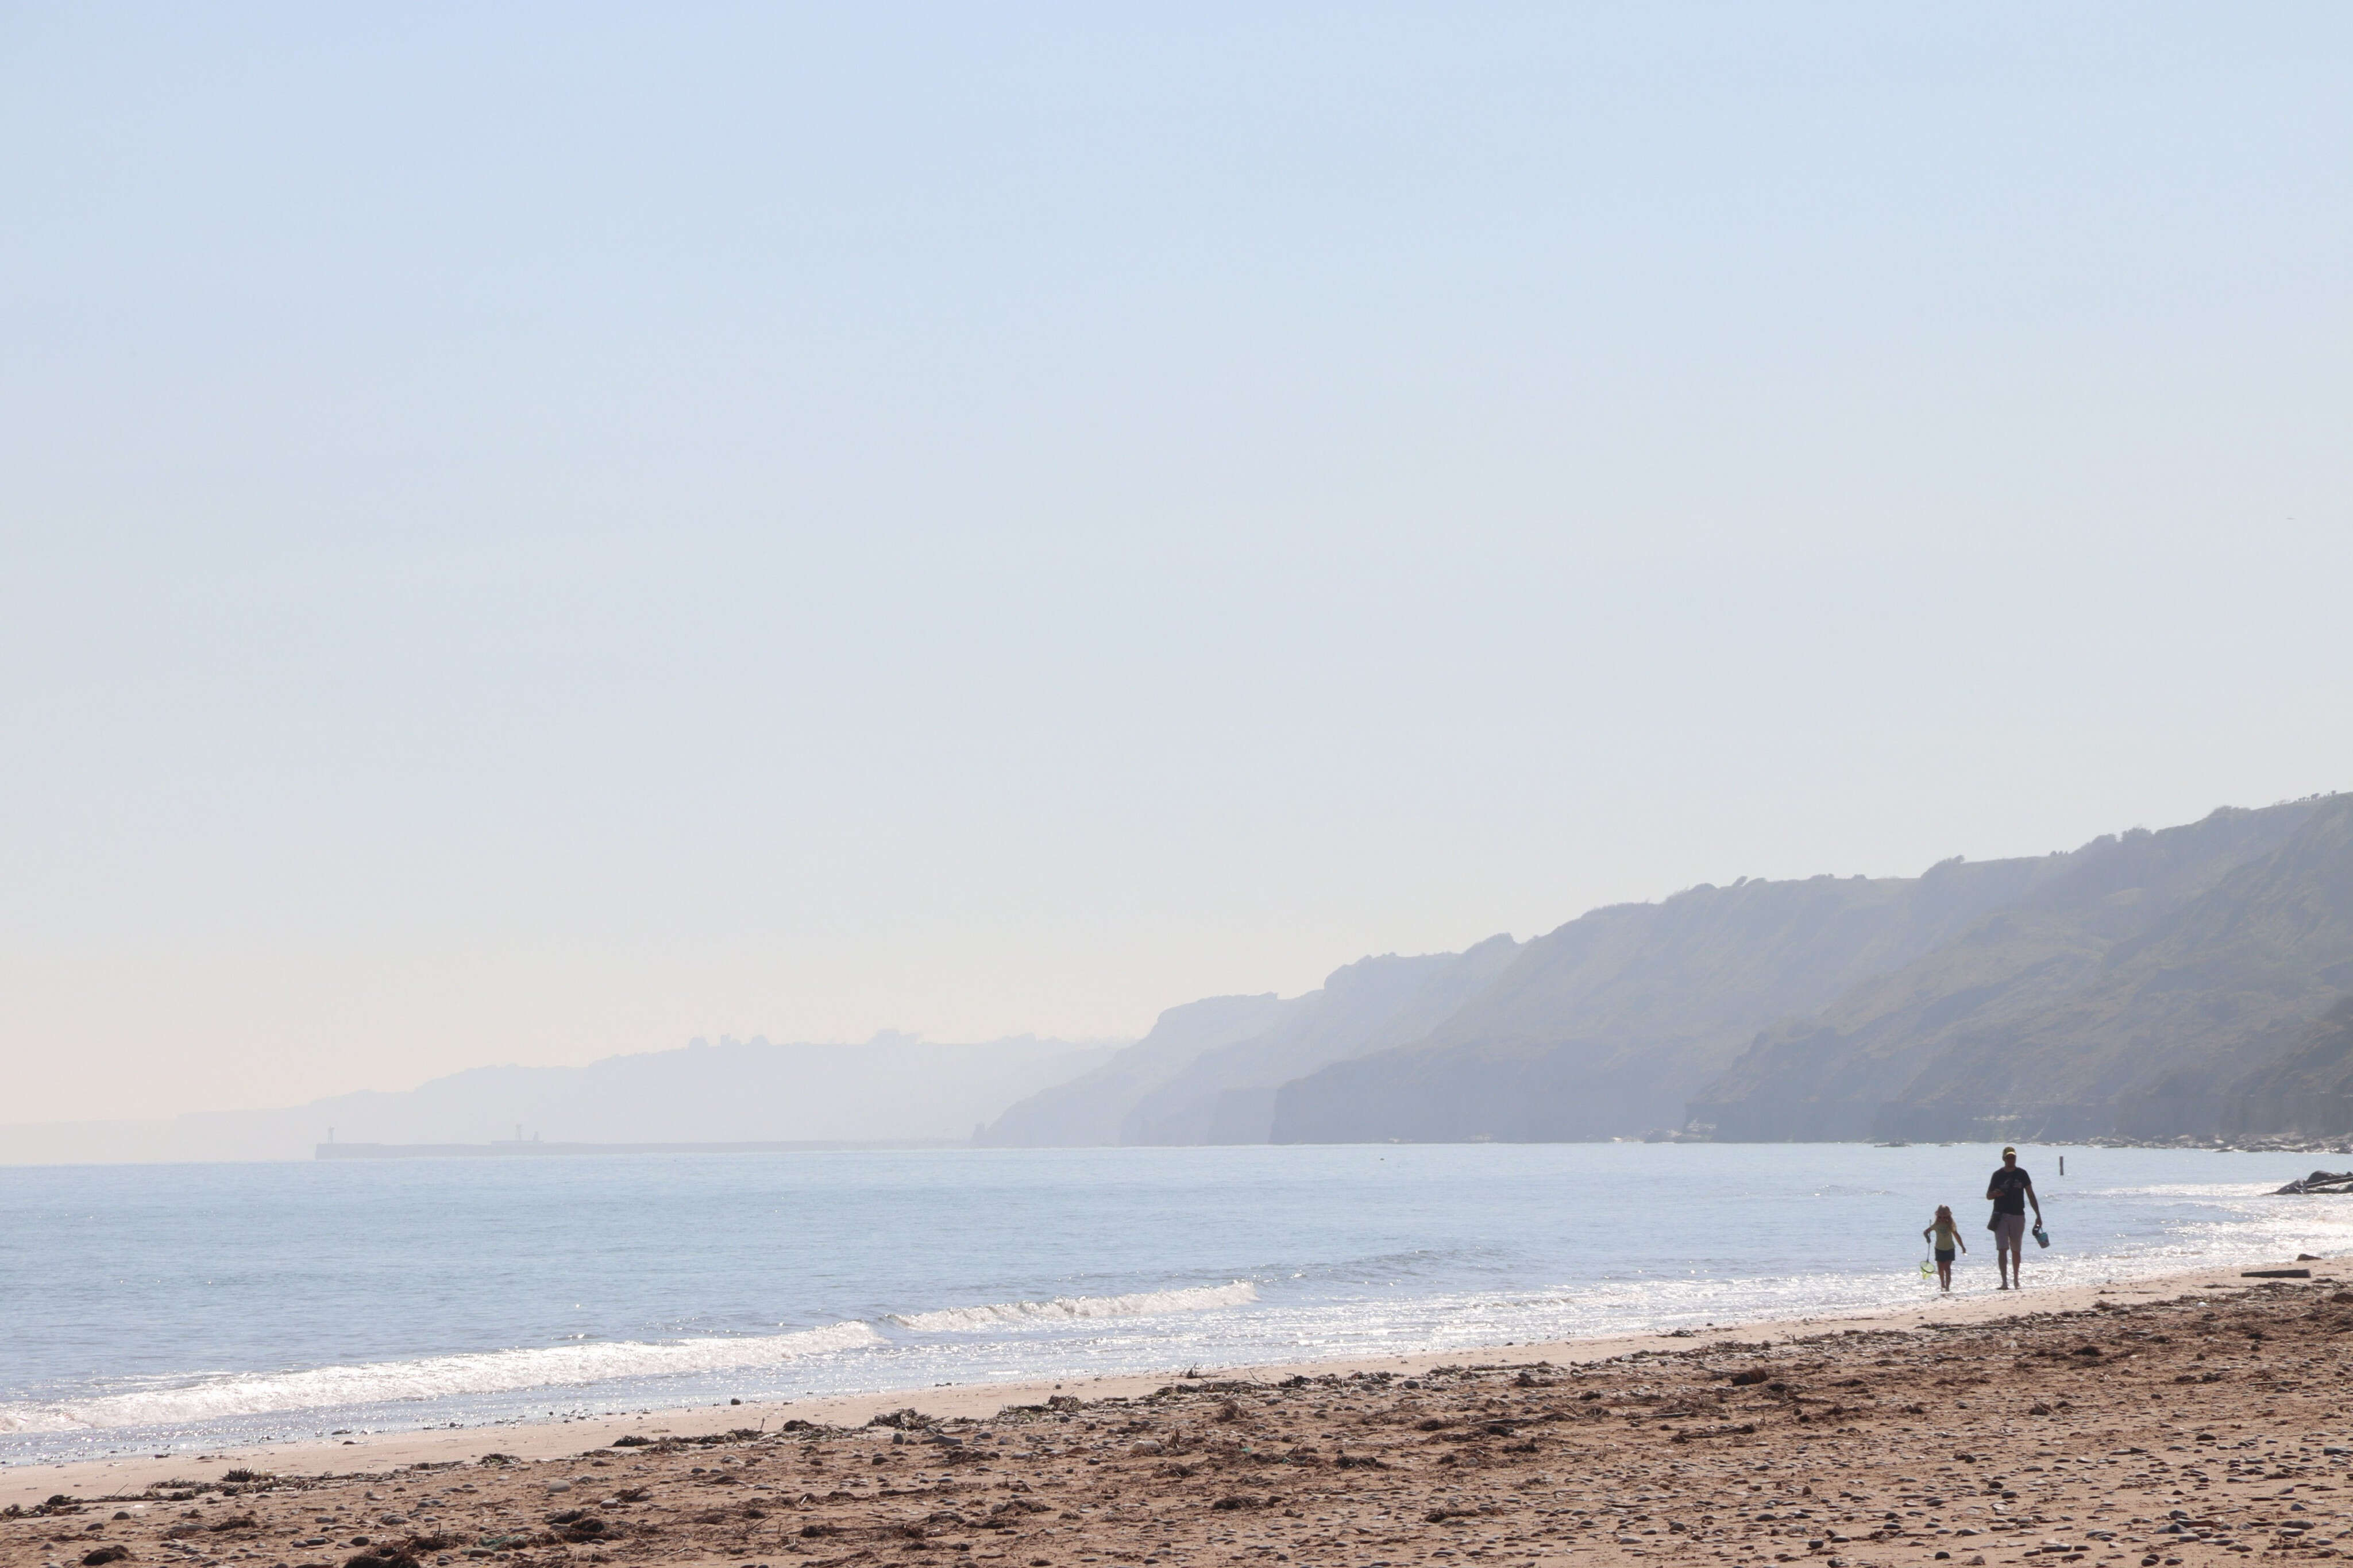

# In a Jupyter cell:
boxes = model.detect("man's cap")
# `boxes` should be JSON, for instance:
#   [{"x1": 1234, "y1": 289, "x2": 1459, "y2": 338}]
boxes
[{"x1": 2001, "y1": 1145, "x2": 2018, "y2": 1156}]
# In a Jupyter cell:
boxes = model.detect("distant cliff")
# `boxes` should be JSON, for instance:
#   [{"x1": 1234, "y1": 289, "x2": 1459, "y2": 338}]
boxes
[
  {"x1": 1118, "y1": 936, "x2": 1523, "y2": 1145},
  {"x1": 1267, "y1": 853, "x2": 2065, "y2": 1143},
  {"x1": 982, "y1": 793, "x2": 2353, "y2": 1149},
  {"x1": 1688, "y1": 797, "x2": 2352, "y2": 1142},
  {"x1": 2223, "y1": 997, "x2": 2353, "y2": 1140},
  {"x1": 973, "y1": 938, "x2": 1522, "y2": 1148},
  {"x1": 970, "y1": 995, "x2": 1291, "y2": 1148}
]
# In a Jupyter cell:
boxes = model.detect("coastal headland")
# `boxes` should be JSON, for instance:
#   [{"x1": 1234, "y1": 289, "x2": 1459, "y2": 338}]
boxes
[{"x1": 10, "y1": 1255, "x2": 2352, "y2": 1566}]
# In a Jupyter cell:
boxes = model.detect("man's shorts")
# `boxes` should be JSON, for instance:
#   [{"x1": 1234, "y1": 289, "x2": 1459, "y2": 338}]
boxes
[{"x1": 1993, "y1": 1212, "x2": 2028, "y2": 1246}]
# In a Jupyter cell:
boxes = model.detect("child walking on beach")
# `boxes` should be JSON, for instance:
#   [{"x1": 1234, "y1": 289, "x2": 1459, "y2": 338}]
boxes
[{"x1": 1923, "y1": 1204, "x2": 1965, "y2": 1291}]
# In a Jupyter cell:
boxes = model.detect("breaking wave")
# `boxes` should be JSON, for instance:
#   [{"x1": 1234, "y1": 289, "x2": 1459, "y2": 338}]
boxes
[
  {"x1": 0, "y1": 1321, "x2": 881, "y2": 1434},
  {"x1": 887, "y1": 1280, "x2": 1257, "y2": 1334},
  {"x1": 0, "y1": 1285, "x2": 1267, "y2": 1435}
]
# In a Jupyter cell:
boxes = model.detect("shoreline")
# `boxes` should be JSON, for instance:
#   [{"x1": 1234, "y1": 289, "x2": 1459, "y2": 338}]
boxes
[
  {"x1": 5, "y1": 1138, "x2": 2351, "y2": 1172},
  {"x1": 9, "y1": 1249, "x2": 2340, "y2": 1513}
]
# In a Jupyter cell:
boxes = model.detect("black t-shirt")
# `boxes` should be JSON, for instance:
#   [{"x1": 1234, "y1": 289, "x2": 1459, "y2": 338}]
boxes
[{"x1": 1989, "y1": 1165, "x2": 2032, "y2": 1215}]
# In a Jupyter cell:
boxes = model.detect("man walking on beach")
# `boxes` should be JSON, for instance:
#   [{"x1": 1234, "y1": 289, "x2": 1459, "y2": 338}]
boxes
[{"x1": 1986, "y1": 1146, "x2": 2042, "y2": 1289}]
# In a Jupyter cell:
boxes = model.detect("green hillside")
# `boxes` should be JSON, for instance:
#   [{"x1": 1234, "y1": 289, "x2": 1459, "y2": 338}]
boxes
[
  {"x1": 1689, "y1": 797, "x2": 2353, "y2": 1141},
  {"x1": 1268, "y1": 850, "x2": 2073, "y2": 1142}
]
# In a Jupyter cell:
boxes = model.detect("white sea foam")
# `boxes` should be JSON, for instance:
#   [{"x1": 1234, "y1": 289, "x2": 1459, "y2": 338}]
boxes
[
  {"x1": 0, "y1": 1321, "x2": 880, "y2": 1434},
  {"x1": 888, "y1": 1281, "x2": 1257, "y2": 1334}
]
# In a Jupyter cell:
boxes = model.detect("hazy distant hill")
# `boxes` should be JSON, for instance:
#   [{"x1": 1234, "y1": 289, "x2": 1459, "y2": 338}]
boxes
[
  {"x1": 0, "y1": 1033, "x2": 1120, "y2": 1165},
  {"x1": 1265, "y1": 854, "x2": 2067, "y2": 1144},
  {"x1": 985, "y1": 794, "x2": 2353, "y2": 1149},
  {"x1": 2227, "y1": 997, "x2": 2353, "y2": 1140},
  {"x1": 1689, "y1": 797, "x2": 2352, "y2": 1142},
  {"x1": 972, "y1": 939, "x2": 1525, "y2": 1148},
  {"x1": 971, "y1": 994, "x2": 1293, "y2": 1147},
  {"x1": 1118, "y1": 936, "x2": 1523, "y2": 1145}
]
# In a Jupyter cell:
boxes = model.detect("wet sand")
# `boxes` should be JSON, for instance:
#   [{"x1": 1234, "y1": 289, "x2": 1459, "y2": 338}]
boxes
[{"x1": 9, "y1": 1254, "x2": 2351, "y2": 1568}]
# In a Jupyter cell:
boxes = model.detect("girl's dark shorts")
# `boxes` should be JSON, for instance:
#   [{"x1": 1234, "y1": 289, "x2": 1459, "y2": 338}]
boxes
[{"x1": 1935, "y1": 1249, "x2": 1956, "y2": 1264}]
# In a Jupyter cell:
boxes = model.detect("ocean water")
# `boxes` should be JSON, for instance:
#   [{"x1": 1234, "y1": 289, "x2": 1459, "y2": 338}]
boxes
[{"x1": 5, "y1": 1142, "x2": 2349, "y2": 1465}]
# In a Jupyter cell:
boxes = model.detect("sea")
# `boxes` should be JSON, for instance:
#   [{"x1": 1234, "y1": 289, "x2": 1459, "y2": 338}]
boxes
[{"x1": 5, "y1": 1142, "x2": 2350, "y2": 1466}]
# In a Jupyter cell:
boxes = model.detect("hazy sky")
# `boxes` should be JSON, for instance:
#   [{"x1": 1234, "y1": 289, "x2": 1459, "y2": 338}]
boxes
[{"x1": 5, "y1": 5, "x2": 2350, "y2": 1121}]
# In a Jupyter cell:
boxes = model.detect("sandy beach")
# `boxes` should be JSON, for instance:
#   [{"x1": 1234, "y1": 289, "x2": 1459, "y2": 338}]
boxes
[{"x1": 10, "y1": 1252, "x2": 2352, "y2": 1568}]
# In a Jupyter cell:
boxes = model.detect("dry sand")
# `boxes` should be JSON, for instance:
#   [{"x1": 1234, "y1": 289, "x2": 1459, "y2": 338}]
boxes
[{"x1": 9, "y1": 1254, "x2": 2351, "y2": 1568}]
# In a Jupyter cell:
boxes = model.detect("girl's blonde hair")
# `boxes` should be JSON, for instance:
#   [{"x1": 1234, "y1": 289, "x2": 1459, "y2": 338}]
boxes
[{"x1": 1934, "y1": 1204, "x2": 1954, "y2": 1221}]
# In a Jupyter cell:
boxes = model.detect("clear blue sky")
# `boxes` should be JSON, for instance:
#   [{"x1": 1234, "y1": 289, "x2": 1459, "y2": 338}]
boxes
[{"x1": 5, "y1": 4, "x2": 2350, "y2": 1118}]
